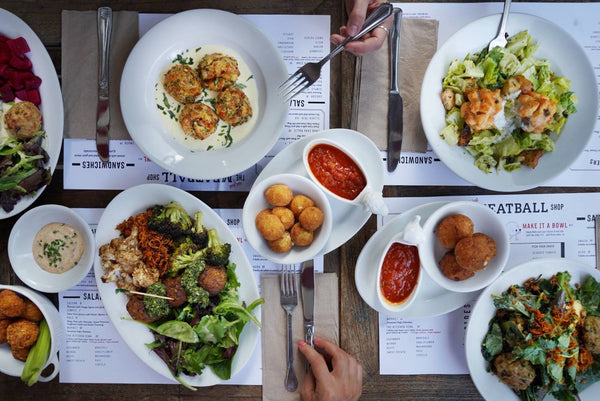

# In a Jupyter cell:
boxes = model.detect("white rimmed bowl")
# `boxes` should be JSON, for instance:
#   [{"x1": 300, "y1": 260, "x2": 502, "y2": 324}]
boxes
[
  {"x1": 242, "y1": 173, "x2": 333, "y2": 264},
  {"x1": 419, "y1": 201, "x2": 509, "y2": 293},
  {"x1": 8, "y1": 205, "x2": 95, "y2": 293},
  {"x1": 0, "y1": 284, "x2": 63, "y2": 382}
]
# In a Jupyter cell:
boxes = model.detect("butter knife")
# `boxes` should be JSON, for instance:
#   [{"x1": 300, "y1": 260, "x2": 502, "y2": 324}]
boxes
[
  {"x1": 96, "y1": 7, "x2": 112, "y2": 162},
  {"x1": 301, "y1": 259, "x2": 315, "y2": 348},
  {"x1": 387, "y1": 8, "x2": 403, "y2": 173}
]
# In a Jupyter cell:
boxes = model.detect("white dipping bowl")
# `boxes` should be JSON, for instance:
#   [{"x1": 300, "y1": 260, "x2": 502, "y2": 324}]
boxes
[
  {"x1": 419, "y1": 201, "x2": 509, "y2": 293},
  {"x1": 8, "y1": 204, "x2": 95, "y2": 293}
]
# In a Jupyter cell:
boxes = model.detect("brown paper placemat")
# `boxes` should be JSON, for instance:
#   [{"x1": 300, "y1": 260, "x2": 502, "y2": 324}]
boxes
[
  {"x1": 353, "y1": 18, "x2": 439, "y2": 153},
  {"x1": 261, "y1": 273, "x2": 339, "y2": 401},
  {"x1": 61, "y1": 10, "x2": 138, "y2": 140}
]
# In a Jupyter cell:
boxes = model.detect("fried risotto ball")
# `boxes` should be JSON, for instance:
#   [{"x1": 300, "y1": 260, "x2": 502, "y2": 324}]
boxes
[
  {"x1": 439, "y1": 251, "x2": 475, "y2": 281},
  {"x1": 256, "y1": 209, "x2": 286, "y2": 241},
  {"x1": 299, "y1": 206, "x2": 324, "y2": 232},
  {"x1": 436, "y1": 214, "x2": 474, "y2": 249},
  {"x1": 289, "y1": 194, "x2": 315, "y2": 216},
  {"x1": 265, "y1": 184, "x2": 293, "y2": 206},
  {"x1": 454, "y1": 233, "x2": 497, "y2": 272},
  {"x1": 4, "y1": 101, "x2": 43, "y2": 140},
  {"x1": 268, "y1": 231, "x2": 293, "y2": 253},
  {"x1": 163, "y1": 64, "x2": 203, "y2": 104},
  {"x1": 0, "y1": 319, "x2": 10, "y2": 344},
  {"x1": 290, "y1": 223, "x2": 314, "y2": 246},
  {"x1": 21, "y1": 299, "x2": 43, "y2": 322},
  {"x1": 6, "y1": 319, "x2": 39, "y2": 349},
  {"x1": 583, "y1": 315, "x2": 600, "y2": 354},
  {"x1": 215, "y1": 86, "x2": 253, "y2": 126},
  {"x1": 179, "y1": 102, "x2": 219, "y2": 140},
  {"x1": 493, "y1": 353, "x2": 536, "y2": 391},
  {"x1": 197, "y1": 53, "x2": 240, "y2": 91},
  {"x1": 126, "y1": 296, "x2": 160, "y2": 323},
  {"x1": 162, "y1": 275, "x2": 187, "y2": 308},
  {"x1": 272, "y1": 206, "x2": 295, "y2": 230},
  {"x1": 198, "y1": 265, "x2": 227, "y2": 296},
  {"x1": 11, "y1": 346, "x2": 31, "y2": 361},
  {"x1": 0, "y1": 289, "x2": 26, "y2": 318}
]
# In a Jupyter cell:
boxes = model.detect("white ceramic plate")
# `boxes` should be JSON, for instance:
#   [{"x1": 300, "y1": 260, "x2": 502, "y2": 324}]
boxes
[
  {"x1": 355, "y1": 201, "x2": 479, "y2": 318},
  {"x1": 420, "y1": 13, "x2": 598, "y2": 192},
  {"x1": 0, "y1": 9, "x2": 64, "y2": 218},
  {"x1": 93, "y1": 184, "x2": 261, "y2": 387},
  {"x1": 254, "y1": 129, "x2": 384, "y2": 254},
  {"x1": 466, "y1": 258, "x2": 600, "y2": 401},
  {"x1": 120, "y1": 9, "x2": 288, "y2": 180}
]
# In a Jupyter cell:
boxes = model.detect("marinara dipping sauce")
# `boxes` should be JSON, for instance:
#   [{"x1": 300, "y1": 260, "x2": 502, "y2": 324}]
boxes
[
  {"x1": 379, "y1": 242, "x2": 420, "y2": 305},
  {"x1": 307, "y1": 143, "x2": 367, "y2": 201}
]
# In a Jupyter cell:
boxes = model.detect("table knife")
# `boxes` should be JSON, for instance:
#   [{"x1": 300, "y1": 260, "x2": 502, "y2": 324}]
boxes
[
  {"x1": 387, "y1": 8, "x2": 403, "y2": 173},
  {"x1": 96, "y1": 7, "x2": 112, "y2": 162},
  {"x1": 301, "y1": 259, "x2": 315, "y2": 347}
]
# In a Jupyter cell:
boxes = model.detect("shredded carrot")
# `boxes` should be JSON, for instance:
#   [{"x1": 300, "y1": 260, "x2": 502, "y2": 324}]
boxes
[
  {"x1": 578, "y1": 345, "x2": 595, "y2": 372},
  {"x1": 528, "y1": 308, "x2": 554, "y2": 339}
]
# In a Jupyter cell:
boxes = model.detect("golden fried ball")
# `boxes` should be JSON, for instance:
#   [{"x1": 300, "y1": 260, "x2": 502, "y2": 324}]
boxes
[
  {"x1": 0, "y1": 289, "x2": 25, "y2": 318},
  {"x1": 11, "y1": 346, "x2": 30, "y2": 361},
  {"x1": 21, "y1": 299, "x2": 43, "y2": 322},
  {"x1": 299, "y1": 206, "x2": 324, "y2": 231},
  {"x1": 439, "y1": 252, "x2": 474, "y2": 281},
  {"x1": 0, "y1": 319, "x2": 10, "y2": 344},
  {"x1": 289, "y1": 194, "x2": 315, "y2": 216},
  {"x1": 163, "y1": 64, "x2": 203, "y2": 104},
  {"x1": 290, "y1": 223, "x2": 314, "y2": 246},
  {"x1": 272, "y1": 206, "x2": 295, "y2": 230},
  {"x1": 436, "y1": 214, "x2": 474, "y2": 249},
  {"x1": 7, "y1": 319, "x2": 39, "y2": 349},
  {"x1": 454, "y1": 233, "x2": 497, "y2": 272},
  {"x1": 256, "y1": 210, "x2": 286, "y2": 241},
  {"x1": 264, "y1": 184, "x2": 293, "y2": 207},
  {"x1": 215, "y1": 86, "x2": 253, "y2": 126},
  {"x1": 197, "y1": 53, "x2": 240, "y2": 91},
  {"x1": 4, "y1": 101, "x2": 43, "y2": 140},
  {"x1": 179, "y1": 102, "x2": 219, "y2": 140},
  {"x1": 268, "y1": 231, "x2": 293, "y2": 253}
]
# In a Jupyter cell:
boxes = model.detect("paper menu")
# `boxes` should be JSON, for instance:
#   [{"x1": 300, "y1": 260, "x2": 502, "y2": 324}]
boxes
[
  {"x1": 59, "y1": 208, "x2": 324, "y2": 385},
  {"x1": 379, "y1": 192, "x2": 600, "y2": 375}
]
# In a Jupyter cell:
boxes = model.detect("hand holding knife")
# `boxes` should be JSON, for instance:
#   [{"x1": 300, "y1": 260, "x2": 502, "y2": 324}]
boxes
[{"x1": 301, "y1": 259, "x2": 315, "y2": 348}]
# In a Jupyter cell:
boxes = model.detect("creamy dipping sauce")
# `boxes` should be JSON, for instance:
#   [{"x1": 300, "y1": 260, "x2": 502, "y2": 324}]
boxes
[
  {"x1": 154, "y1": 45, "x2": 258, "y2": 151},
  {"x1": 32, "y1": 223, "x2": 84, "y2": 274}
]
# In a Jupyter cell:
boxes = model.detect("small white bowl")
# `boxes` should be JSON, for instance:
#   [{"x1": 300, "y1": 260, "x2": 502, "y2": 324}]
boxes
[
  {"x1": 376, "y1": 216, "x2": 425, "y2": 313},
  {"x1": 8, "y1": 204, "x2": 95, "y2": 293},
  {"x1": 242, "y1": 173, "x2": 333, "y2": 264},
  {"x1": 419, "y1": 201, "x2": 509, "y2": 293},
  {"x1": 0, "y1": 284, "x2": 64, "y2": 382}
]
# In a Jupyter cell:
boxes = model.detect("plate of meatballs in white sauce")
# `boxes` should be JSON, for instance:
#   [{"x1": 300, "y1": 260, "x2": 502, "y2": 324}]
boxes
[{"x1": 120, "y1": 9, "x2": 288, "y2": 180}]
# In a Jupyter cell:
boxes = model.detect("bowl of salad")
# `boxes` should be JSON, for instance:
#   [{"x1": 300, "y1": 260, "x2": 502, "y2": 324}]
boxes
[{"x1": 420, "y1": 13, "x2": 597, "y2": 192}]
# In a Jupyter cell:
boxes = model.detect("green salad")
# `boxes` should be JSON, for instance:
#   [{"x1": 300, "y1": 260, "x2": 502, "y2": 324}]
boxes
[
  {"x1": 481, "y1": 272, "x2": 600, "y2": 400},
  {"x1": 440, "y1": 31, "x2": 578, "y2": 173}
]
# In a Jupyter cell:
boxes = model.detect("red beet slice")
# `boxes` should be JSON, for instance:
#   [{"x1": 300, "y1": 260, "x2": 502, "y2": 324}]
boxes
[
  {"x1": 9, "y1": 55, "x2": 32, "y2": 70},
  {"x1": 24, "y1": 75, "x2": 42, "y2": 89},
  {"x1": 14, "y1": 89, "x2": 28, "y2": 101},
  {"x1": 26, "y1": 89, "x2": 41, "y2": 106},
  {"x1": 0, "y1": 83, "x2": 15, "y2": 101},
  {"x1": 0, "y1": 42, "x2": 10, "y2": 64},
  {"x1": 6, "y1": 37, "x2": 30, "y2": 57}
]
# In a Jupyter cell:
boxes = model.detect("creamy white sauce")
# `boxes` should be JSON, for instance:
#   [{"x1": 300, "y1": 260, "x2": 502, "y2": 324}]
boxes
[
  {"x1": 32, "y1": 223, "x2": 84, "y2": 274},
  {"x1": 154, "y1": 45, "x2": 258, "y2": 151}
]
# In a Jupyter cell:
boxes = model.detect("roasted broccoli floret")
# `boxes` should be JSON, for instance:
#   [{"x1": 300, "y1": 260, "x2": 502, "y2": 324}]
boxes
[
  {"x1": 168, "y1": 237, "x2": 203, "y2": 276},
  {"x1": 181, "y1": 260, "x2": 210, "y2": 307},
  {"x1": 147, "y1": 201, "x2": 193, "y2": 238},
  {"x1": 204, "y1": 228, "x2": 231, "y2": 267},
  {"x1": 144, "y1": 282, "x2": 170, "y2": 318},
  {"x1": 190, "y1": 211, "x2": 208, "y2": 248}
]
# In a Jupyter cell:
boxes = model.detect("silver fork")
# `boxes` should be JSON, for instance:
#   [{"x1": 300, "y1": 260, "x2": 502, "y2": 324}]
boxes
[
  {"x1": 488, "y1": 0, "x2": 512, "y2": 51},
  {"x1": 280, "y1": 264, "x2": 298, "y2": 391},
  {"x1": 278, "y1": 2, "x2": 393, "y2": 101}
]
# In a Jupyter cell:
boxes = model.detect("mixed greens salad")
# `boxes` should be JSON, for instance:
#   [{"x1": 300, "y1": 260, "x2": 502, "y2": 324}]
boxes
[
  {"x1": 481, "y1": 271, "x2": 600, "y2": 400},
  {"x1": 440, "y1": 31, "x2": 578, "y2": 173}
]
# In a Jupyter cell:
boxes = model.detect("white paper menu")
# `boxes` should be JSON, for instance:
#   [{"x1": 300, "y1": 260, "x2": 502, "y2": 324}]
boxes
[
  {"x1": 63, "y1": 13, "x2": 331, "y2": 191},
  {"x1": 379, "y1": 192, "x2": 600, "y2": 375},
  {"x1": 386, "y1": 2, "x2": 600, "y2": 187},
  {"x1": 59, "y1": 208, "x2": 324, "y2": 385}
]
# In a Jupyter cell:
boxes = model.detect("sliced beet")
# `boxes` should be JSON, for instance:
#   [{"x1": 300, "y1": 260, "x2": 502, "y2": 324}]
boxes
[
  {"x1": 6, "y1": 37, "x2": 30, "y2": 57},
  {"x1": 14, "y1": 89, "x2": 28, "y2": 101},
  {"x1": 9, "y1": 55, "x2": 32, "y2": 71},
  {"x1": 26, "y1": 89, "x2": 41, "y2": 105},
  {"x1": 0, "y1": 83, "x2": 15, "y2": 101},
  {"x1": 24, "y1": 75, "x2": 42, "y2": 89},
  {"x1": 0, "y1": 42, "x2": 10, "y2": 63},
  {"x1": 0, "y1": 64, "x2": 10, "y2": 79},
  {"x1": 8, "y1": 69, "x2": 24, "y2": 89}
]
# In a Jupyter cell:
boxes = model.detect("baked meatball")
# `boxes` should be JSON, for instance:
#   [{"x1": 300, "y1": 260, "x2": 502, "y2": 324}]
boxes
[
  {"x1": 179, "y1": 103, "x2": 219, "y2": 140},
  {"x1": 163, "y1": 64, "x2": 203, "y2": 104},
  {"x1": 256, "y1": 209, "x2": 286, "y2": 241},
  {"x1": 290, "y1": 222, "x2": 313, "y2": 246},
  {"x1": 162, "y1": 275, "x2": 187, "y2": 308},
  {"x1": 289, "y1": 194, "x2": 315, "y2": 216},
  {"x1": 21, "y1": 299, "x2": 43, "y2": 322},
  {"x1": 6, "y1": 319, "x2": 39, "y2": 349},
  {"x1": 264, "y1": 184, "x2": 293, "y2": 207},
  {"x1": 493, "y1": 353, "x2": 536, "y2": 391},
  {"x1": 299, "y1": 206, "x2": 324, "y2": 231},
  {"x1": 436, "y1": 214, "x2": 474, "y2": 249},
  {"x1": 583, "y1": 315, "x2": 600, "y2": 354},
  {"x1": 215, "y1": 86, "x2": 253, "y2": 126},
  {"x1": 0, "y1": 289, "x2": 25, "y2": 317},
  {"x1": 439, "y1": 251, "x2": 474, "y2": 281},
  {"x1": 268, "y1": 231, "x2": 293, "y2": 253},
  {"x1": 4, "y1": 101, "x2": 42, "y2": 140},
  {"x1": 0, "y1": 319, "x2": 10, "y2": 344},
  {"x1": 126, "y1": 296, "x2": 160, "y2": 323},
  {"x1": 197, "y1": 53, "x2": 240, "y2": 91},
  {"x1": 272, "y1": 206, "x2": 295, "y2": 230},
  {"x1": 198, "y1": 265, "x2": 227, "y2": 296},
  {"x1": 454, "y1": 233, "x2": 497, "y2": 271}
]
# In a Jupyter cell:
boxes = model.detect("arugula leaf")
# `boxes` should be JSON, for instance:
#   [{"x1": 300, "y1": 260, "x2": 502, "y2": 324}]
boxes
[
  {"x1": 580, "y1": 276, "x2": 600, "y2": 316},
  {"x1": 482, "y1": 321, "x2": 503, "y2": 361}
]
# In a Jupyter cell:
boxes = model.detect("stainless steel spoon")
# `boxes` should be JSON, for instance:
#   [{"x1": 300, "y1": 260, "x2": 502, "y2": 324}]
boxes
[{"x1": 488, "y1": 0, "x2": 512, "y2": 51}]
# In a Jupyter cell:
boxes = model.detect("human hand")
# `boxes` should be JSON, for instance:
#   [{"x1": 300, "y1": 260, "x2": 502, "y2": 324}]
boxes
[
  {"x1": 298, "y1": 337, "x2": 363, "y2": 401},
  {"x1": 331, "y1": 0, "x2": 391, "y2": 56}
]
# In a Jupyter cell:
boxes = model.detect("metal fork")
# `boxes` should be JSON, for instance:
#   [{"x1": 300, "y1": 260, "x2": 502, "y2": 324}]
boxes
[
  {"x1": 280, "y1": 264, "x2": 298, "y2": 391},
  {"x1": 278, "y1": 2, "x2": 393, "y2": 101},
  {"x1": 488, "y1": 0, "x2": 512, "y2": 51}
]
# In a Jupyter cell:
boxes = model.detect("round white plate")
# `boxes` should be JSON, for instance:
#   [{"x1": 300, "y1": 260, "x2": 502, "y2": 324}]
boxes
[
  {"x1": 420, "y1": 13, "x2": 598, "y2": 192},
  {"x1": 120, "y1": 9, "x2": 288, "y2": 180},
  {"x1": 0, "y1": 9, "x2": 64, "y2": 218},
  {"x1": 355, "y1": 201, "x2": 479, "y2": 318},
  {"x1": 254, "y1": 129, "x2": 384, "y2": 254},
  {"x1": 466, "y1": 258, "x2": 600, "y2": 400},
  {"x1": 93, "y1": 184, "x2": 261, "y2": 387}
]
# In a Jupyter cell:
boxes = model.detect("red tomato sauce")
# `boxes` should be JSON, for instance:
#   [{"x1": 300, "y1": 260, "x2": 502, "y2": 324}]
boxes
[
  {"x1": 379, "y1": 242, "x2": 420, "y2": 305},
  {"x1": 307, "y1": 144, "x2": 367, "y2": 200}
]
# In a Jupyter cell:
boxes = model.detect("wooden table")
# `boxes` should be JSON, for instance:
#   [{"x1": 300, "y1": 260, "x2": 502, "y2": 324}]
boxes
[{"x1": 1, "y1": 1, "x2": 595, "y2": 400}]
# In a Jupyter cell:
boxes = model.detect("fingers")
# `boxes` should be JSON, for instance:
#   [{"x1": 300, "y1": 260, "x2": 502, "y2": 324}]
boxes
[
  {"x1": 346, "y1": 0, "x2": 370, "y2": 36},
  {"x1": 298, "y1": 340, "x2": 330, "y2": 379},
  {"x1": 300, "y1": 369, "x2": 316, "y2": 400}
]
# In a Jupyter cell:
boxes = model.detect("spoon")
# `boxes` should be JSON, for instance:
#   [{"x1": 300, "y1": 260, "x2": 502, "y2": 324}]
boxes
[{"x1": 488, "y1": 0, "x2": 512, "y2": 51}]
